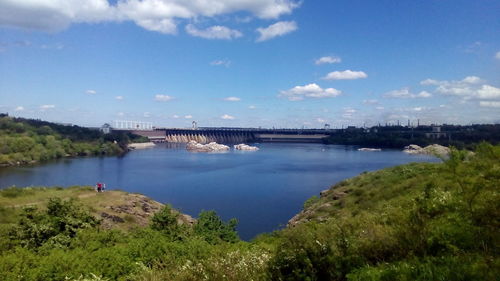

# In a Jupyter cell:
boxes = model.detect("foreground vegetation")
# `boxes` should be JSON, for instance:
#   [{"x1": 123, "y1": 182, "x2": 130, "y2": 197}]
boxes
[
  {"x1": 0, "y1": 143, "x2": 498, "y2": 280},
  {"x1": 0, "y1": 115, "x2": 148, "y2": 166}
]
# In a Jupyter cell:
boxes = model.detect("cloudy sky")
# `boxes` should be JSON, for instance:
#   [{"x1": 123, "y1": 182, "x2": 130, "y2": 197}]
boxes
[{"x1": 0, "y1": 0, "x2": 499, "y2": 128}]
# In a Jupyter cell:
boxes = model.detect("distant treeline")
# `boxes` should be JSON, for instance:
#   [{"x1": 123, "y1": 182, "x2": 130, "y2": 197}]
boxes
[
  {"x1": 0, "y1": 115, "x2": 148, "y2": 166},
  {"x1": 324, "y1": 124, "x2": 500, "y2": 149}
]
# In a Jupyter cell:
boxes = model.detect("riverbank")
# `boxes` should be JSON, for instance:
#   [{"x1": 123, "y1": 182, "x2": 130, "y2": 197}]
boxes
[
  {"x1": 0, "y1": 186, "x2": 194, "y2": 231},
  {"x1": 0, "y1": 116, "x2": 148, "y2": 167},
  {"x1": 128, "y1": 142, "x2": 156, "y2": 149}
]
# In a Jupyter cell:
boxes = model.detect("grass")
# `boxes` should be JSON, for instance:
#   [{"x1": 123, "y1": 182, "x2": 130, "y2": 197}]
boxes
[
  {"x1": 292, "y1": 162, "x2": 441, "y2": 225},
  {"x1": 0, "y1": 186, "x2": 160, "y2": 231}
]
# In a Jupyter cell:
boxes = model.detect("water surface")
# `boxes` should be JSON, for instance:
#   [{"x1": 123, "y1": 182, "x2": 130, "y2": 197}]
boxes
[{"x1": 0, "y1": 143, "x2": 437, "y2": 240}]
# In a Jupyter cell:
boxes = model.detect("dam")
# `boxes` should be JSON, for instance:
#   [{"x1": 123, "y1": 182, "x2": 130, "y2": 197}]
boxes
[{"x1": 128, "y1": 128, "x2": 334, "y2": 144}]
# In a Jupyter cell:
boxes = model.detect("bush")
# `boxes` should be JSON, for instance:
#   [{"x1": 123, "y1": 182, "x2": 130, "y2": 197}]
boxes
[{"x1": 194, "y1": 210, "x2": 240, "y2": 244}]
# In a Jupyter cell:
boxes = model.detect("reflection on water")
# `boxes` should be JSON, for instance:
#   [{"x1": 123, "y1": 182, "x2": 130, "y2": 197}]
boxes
[{"x1": 0, "y1": 143, "x2": 437, "y2": 240}]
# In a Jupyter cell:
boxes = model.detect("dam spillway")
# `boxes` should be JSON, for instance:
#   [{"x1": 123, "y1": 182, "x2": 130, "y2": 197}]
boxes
[{"x1": 130, "y1": 128, "x2": 333, "y2": 144}]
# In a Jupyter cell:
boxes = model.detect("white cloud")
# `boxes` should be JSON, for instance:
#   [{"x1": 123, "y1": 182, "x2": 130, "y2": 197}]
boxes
[
  {"x1": 344, "y1": 108, "x2": 356, "y2": 114},
  {"x1": 117, "y1": 112, "x2": 125, "y2": 117},
  {"x1": 376, "y1": 106, "x2": 385, "y2": 110},
  {"x1": 0, "y1": 0, "x2": 299, "y2": 33},
  {"x1": 496, "y1": 51, "x2": 500, "y2": 60},
  {"x1": 421, "y1": 76, "x2": 500, "y2": 100},
  {"x1": 210, "y1": 59, "x2": 231, "y2": 67},
  {"x1": 323, "y1": 70, "x2": 367, "y2": 80},
  {"x1": 115, "y1": 95, "x2": 124, "y2": 100},
  {"x1": 40, "y1": 104, "x2": 55, "y2": 111},
  {"x1": 143, "y1": 112, "x2": 151, "y2": 118},
  {"x1": 186, "y1": 24, "x2": 242, "y2": 40},
  {"x1": 279, "y1": 83, "x2": 341, "y2": 101},
  {"x1": 248, "y1": 105, "x2": 256, "y2": 109},
  {"x1": 479, "y1": 101, "x2": 500, "y2": 108},
  {"x1": 14, "y1": 106, "x2": 24, "y2": 111},
  {"x1": 315, "y1": 56, "x2": 341, "y2": 65},
  {"x1": 383, "y1": 88, "x2": 432, "y2": 99},
  {"x1": 416, "y1": 91, "x2": 432, "y2": 98},
  {"x1": 316, "y1": 118, "x2": 326, "y2": 123},
  {"x1": 223, "y1": 96, "x2": 241, "y2": 102},
  {"x1": 154, "y1": 94, "x2": 174, "y2": 102},
  {"x1": 221, "y1": 114, "x2": 235, "y2": 120},
  {"x1": 256, "y1": 21, "x2": 297, "y2": 42},
  {"x1": 184, "y1": 115, "x2": 193, "y2": 119},
  {"x1": 476, "y1": 85, "x2": 500, "y2": 99},
  {"x1": 172, "y1": 114, "x2": 179, "y2": 119},
  {"x1": 86, "y1": 89, "x2": 97, "y2": 95}
]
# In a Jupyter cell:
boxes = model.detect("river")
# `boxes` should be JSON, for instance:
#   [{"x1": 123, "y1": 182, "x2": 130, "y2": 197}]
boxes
[{"x1": 0, "y1": 143, "x2": 437, "y2": 240}]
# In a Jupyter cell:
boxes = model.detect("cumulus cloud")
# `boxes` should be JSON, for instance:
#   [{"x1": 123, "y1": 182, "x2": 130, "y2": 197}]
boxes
[
  {"x1": 154, "y1": 94, "x2": 174, "y2": 102},
  {"x1": 14, "y1": 106, "x2": 24, "y2": 111},
  {"x1": 117, "y1": 112, "x2": 125, "y2": 117},
  {"x1": 496, "y1": 51, "x2": 500, "y2": 60},
  {"x1": 420, "y1": 76, "x2": 500, "y2": 100},
  {"x1": 316, "y1": 118, "x2": 326, "y2": 123},
  {"x1": 315, "y1": 56, "x2": 341, "y2": 65},
  {"x1": 256, "y1": 21, "x2": 297, "y2": 42},
  {"x1": 184, "y1": 115, "x2": 192, "y2": 119},
  {"x1": 172, "y1": 114, "x2": 179, "y2": 119},
  {"x1": 0, "y1": 0, "x2": 299, "y2": 34},
  {"x1": 383, "y1": 88, "x2": 432, "y2": 99},
  {"x1": 186, "y1": 24, "x2": 242, "y2": 40},
  {"x1": 323, "y1": 70, "x2": 367, "y2": 80},
  {"x1": 210, "y1": 59, "x2": 231, "y2": 67},
  {"x1": 221, "y1": 114, "x2": 235, "y2": 120},
  {"x1": 479, "y1": 101, "x2": 500, "y2": 108},
  {"x1": 143, "y1": 112, "x2": 151, "y2": 118},
  {"x1": 115, "y1": 95, "x2": 124, "y2": 100},
  {"x1": 248, "y1": 105, "x2": 256, "y2": 109},
  {"x1": 477, "y1": 85, "x2": 500, "y2": 99},
  {"x1": 223, "y1": 96, "x2": 241, "y2": 102},
  {"x1": 279, "y1": 83, "x2": 341, "y2": 101},
  {"x1": 86, "y1": 89, "x2": 97, "y2": 95},
  {"x1": 40, "y1": 104, "x2": 55, "y2": 111}
]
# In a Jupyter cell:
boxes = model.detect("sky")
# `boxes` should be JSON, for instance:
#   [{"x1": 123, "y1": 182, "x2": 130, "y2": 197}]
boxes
[{"x1": 0, "y1": 0, "x2": 499, "y2": 128}]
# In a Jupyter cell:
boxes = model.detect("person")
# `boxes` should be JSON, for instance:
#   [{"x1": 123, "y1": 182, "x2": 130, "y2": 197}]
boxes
[{"x1": 96, "y1": 182, "x2": 102, "y2": 192}]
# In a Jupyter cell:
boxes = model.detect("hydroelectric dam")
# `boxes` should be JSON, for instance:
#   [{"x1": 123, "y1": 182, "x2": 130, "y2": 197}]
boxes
[{"x1": 126, "y1": 127, "x2": 335, "y2": 144}]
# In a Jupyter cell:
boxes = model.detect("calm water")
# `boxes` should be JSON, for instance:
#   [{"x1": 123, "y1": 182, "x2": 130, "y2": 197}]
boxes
[{"x1": 0, "y1": 143, "x2": 437, "y2": 240}]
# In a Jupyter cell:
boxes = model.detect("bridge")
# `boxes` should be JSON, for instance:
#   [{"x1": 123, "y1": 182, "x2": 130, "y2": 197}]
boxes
[{"x1": 126, "y1": 127, "x2": 336, "y2": 144}]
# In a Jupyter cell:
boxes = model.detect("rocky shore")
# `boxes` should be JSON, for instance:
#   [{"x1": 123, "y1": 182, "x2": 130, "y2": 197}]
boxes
[
  {"x1": 128, "y1": 142, "x2": 156, "y2": 149},
  {"x1": 234, "y1": 143, "x2": 259, "y2": 151},
  {"x1": 186, "y1": 141, "x2": 230, "y2": 152},
  {"x1": 403, "y1": 144, "x2": 450, "y2": 156}
]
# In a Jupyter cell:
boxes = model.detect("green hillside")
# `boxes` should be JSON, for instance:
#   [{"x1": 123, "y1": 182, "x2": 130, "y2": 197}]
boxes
[
  {"x1": 0, "y1": 115, "x2": 147, "y2": 166},
  {"x1": 0, "y1": 143, "x2": 498, "y2": 280}
]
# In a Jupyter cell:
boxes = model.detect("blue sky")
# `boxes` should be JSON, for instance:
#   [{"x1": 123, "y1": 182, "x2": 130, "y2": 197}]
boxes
[{"x1": 1, "y1": 0, "x2": 499, "y2": 128}]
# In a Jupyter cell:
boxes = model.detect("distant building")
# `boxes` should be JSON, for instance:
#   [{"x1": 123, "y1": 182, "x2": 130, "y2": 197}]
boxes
[
  {"x1": 112, "y1": 120, "x2": 153, "y2": 131},
  {"x1": 101, "y1": 123, "x2": 112, "y2": 134},
  {"x1": 425, "y1": 126, "x2": 447, "y2": 139}
]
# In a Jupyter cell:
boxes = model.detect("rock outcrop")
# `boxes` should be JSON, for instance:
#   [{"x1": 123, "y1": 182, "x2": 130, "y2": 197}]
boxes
[
  {"x1": 128, "y1": 142, "x2": 155, "y2": 149},
  {"x1": 99, "y1": 192, "x2": 195, "y2": 229},
  {"x1": 186, "y1": 141, "x2": 230, "y2": 152},
  {"x1": 358, "y1": 148, "x2": 382, "y2": 151},
  {"x1": 403, "y1": 144, "x2": 450, "y2": 156},
  {"x1": 234, "y1": 143, "x2": 259, "y2": 151}
]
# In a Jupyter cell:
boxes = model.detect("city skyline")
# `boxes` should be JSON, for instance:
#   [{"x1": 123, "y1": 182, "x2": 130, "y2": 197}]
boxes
[{"x1": 1, "y1": 0, "x2": 499, "y2": 128}]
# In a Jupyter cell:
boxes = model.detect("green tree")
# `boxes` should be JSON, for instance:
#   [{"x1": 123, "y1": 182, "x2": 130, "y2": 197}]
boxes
[{"x1": 194, "y1": 210, "x2": 239, "y2": 244}]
